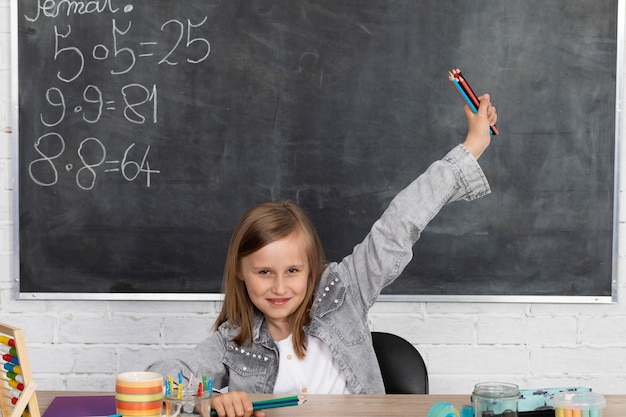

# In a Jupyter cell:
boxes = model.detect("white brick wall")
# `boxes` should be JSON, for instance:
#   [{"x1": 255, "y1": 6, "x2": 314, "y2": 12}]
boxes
[{"x1": 1, "y1": 0, "x2": 626, "y2": 397}]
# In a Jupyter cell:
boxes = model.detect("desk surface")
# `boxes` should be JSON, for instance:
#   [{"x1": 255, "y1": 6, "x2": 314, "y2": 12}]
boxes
[{"x1": 36, "y1": 391, "x2": 626, "y2": 417}]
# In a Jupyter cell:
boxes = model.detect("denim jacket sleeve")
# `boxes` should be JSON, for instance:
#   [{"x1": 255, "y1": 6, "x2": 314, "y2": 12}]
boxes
[
  {"x1": 145, "y1": 327, "x2": 231, "y2": 390},
  {"x1": 146, "y1": 319, "x2": 279, "y2": 393},
  {"x1": 336, "y1": 143, "x2": 491, "y2": 309}
]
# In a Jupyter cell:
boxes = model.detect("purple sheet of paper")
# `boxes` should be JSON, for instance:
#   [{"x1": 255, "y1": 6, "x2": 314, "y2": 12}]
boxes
[{"x1": 41, "y1": 395, "x2": 117, "y2": 417}]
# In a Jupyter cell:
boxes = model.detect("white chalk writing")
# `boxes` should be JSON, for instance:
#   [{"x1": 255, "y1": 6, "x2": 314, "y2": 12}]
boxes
[{"x1": 24, "y1": 0, "x2": 121, "y2": 22}]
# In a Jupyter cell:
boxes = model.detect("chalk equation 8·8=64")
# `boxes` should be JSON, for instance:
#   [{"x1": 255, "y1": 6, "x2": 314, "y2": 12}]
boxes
[{"x1": 28, "y1": 135, "x2": 160, "y2": 190}]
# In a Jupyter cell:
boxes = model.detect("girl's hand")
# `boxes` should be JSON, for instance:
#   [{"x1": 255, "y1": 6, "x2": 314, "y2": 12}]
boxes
[
  {"x1": 463, "y1": 93, "x2": 498, "y2": 159},
  {"x1": 210, "y1": 392, "x2": 266, "y2": 417}
]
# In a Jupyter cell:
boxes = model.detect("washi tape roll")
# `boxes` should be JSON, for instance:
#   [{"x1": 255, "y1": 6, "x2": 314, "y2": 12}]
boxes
[{"x1": 115, "y1": 371, "x2": 164, "y2": 417}]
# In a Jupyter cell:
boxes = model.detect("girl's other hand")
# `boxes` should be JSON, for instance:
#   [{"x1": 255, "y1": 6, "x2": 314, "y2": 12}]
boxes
[{"x1": 210, "y1": 391, "x2": 266, "y2": 417}]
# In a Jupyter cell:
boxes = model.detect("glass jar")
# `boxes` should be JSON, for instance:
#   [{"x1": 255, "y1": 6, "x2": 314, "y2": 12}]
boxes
[
  {"x1": 164, "y1": 386, "x2": 211, "y2": 417},
  {"x1": 472, "y1": 382, "x2": 519, "y2": 417}
]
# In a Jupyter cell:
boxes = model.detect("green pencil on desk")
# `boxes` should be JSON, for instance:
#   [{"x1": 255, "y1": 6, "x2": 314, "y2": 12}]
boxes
[
  {"x1": 71, "y1": 413, "x2": 121, "y2": 416},
  {"x1": 210, "y1": 395, "x2": 304, "y2": 416}
]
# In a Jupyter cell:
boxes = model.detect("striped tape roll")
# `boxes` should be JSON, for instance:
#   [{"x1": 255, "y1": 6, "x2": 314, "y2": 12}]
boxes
[{"x1": 115, "y1": 371, "x2": 164, "y2": 417}]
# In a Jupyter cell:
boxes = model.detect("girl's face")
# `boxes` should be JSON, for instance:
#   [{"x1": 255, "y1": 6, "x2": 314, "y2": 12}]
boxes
[{"x1": 239, "y1": 231, "x2": 310, "y2": 341}]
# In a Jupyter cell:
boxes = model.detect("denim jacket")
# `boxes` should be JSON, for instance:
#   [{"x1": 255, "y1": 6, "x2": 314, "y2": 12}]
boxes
[{"x1": 147, "y1": 144, "x2": 490, "y2": 394}]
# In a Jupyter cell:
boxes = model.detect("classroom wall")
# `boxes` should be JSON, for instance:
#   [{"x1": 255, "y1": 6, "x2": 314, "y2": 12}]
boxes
[{"x1": 1, "y1": 0, "x2": 626, "y2": 395}]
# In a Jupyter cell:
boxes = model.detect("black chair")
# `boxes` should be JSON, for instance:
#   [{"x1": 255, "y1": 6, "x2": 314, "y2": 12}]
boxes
[{"x1": 371, "y1": 331, "x2": 429, "y2": 394}]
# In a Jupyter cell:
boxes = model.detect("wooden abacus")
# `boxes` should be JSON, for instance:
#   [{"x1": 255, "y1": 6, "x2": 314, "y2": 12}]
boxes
[{"x1": 0, "y1": 323, "x2": 39, "y2": 417}]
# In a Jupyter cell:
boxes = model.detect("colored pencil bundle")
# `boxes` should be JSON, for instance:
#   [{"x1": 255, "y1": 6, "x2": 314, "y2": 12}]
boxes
[
  {"x1": 448, "y1": 67, "x2": 499, "y2": 136},
  {"x1": 210, "y1": 395, "x2": 304, "y2": 416}
]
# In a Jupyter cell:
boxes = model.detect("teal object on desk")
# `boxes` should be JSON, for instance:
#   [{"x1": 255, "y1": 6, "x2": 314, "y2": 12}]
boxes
[
  {"x1": 460, "y1": 405, "x2": 474, "y2": 417},
  {"x1": 428, "y1": 402, "x2": 460, "y2": 417},
  {"x1": 519, "y1": 387, "x2": 592, "y2": 412}
]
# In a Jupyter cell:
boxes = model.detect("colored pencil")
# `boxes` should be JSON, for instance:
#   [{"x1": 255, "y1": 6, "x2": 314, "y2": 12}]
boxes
[
  {"x1": 449, "y1": 72, "x2": 476, "y2": 111},
  {"x1": 455, "y1": 72, "x2": 481, "y2": 109},
  {"x1": 448, "y1": 67, "x2": 499, "y2": 136},
  {"x1": 453, "y1": 68, "x2": 499, "y2": 135},
  {"x1": 253, "y1": 395, "x2": 300, "y2": 405},
  {"x1": 210, "y1": 395, "x2": 303, "y2": 416},
  {"x1": 448, "y1": 73, "x2": 498, "y2": 136}
]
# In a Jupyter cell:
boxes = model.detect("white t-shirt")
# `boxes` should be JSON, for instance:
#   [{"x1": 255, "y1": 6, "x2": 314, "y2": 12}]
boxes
[{"x1": 273, "y1": 334, "x2": 351, "y2": 394}]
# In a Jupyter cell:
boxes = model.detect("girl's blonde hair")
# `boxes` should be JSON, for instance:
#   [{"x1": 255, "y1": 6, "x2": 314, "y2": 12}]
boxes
[{"x1": 214, "y1": 200, "x2": 326, "y2": 358}]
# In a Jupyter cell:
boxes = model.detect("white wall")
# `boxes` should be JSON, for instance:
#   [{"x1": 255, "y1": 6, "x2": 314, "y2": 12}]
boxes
[{"x1": 1, "y1": 0, "x2": 626, "y2": 396}]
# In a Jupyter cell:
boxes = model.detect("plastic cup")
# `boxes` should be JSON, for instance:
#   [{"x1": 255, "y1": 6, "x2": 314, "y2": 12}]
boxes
[
  {"x1": 552, "y1": 391, "x2": 606, "y2": 417},
  {"x1": 115, "y1": 371, "x2": 164, "y2": 417}
]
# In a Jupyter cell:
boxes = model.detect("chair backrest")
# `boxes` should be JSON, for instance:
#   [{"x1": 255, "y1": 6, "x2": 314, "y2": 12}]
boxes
[{"x1": 371, "y1": 331, "x2": 429, "y2": 394}]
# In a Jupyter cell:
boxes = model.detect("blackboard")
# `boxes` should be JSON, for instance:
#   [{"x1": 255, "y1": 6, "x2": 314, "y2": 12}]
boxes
[{"x1": 15, "y1": 0, "x2": 618, "y2": 301}]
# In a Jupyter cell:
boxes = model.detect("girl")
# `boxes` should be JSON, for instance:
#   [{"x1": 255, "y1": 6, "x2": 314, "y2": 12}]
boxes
[{"x1": 148, "y1": 94, "x2": 498, "y2": 417}]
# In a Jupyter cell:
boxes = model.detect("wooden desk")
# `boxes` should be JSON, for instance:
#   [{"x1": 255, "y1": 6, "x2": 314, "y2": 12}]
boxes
[{"x1": 36, "y1": 391, "x2": 626, "y2": 417}]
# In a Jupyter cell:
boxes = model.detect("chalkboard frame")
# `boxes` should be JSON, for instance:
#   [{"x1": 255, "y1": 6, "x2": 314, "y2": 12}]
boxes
[{"x1": 10, "y1": 0, "x2": 621, "y2": 303}]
